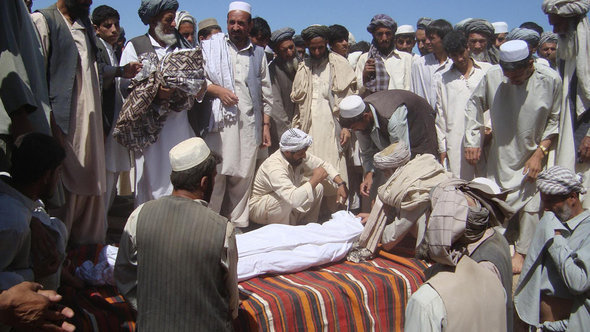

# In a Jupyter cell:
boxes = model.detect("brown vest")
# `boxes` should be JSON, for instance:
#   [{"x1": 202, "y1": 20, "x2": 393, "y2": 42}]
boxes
[
  {"x1": 136, "y1": 196, "x2": 232, "y2": 332},
  {"x1": 364, "y1": 89, "x2": 439, "y2": 160},
  {"x1": 428, "y1": 256, "x2": 506, "y2": 332}
]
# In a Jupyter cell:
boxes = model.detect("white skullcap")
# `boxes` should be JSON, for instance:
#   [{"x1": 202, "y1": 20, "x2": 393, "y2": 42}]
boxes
[
  {"x1": 492, "y1": 22, "x2": 508, "y2": 34},
  {"x1": 499, "y1": 40, "x2": 529, "y2": 62},
  {"x1": 169, "y1": 137, "x2": 211, "y2": 171},
  {"x1": 339, "y1": 95, "x2": 366, "y2": 118},
  {"x1": 228, "y1": 1, "x2": 251, "y2": 14},
  {"x1": 396, "y1": 24, "x2": 415, "y2": 35},
  {"x1": 280, "y1": 128, "x2": 313, "y2": 152},
  {"x1": 471, "y1": 177, "x2": 502, "y2": 195}
]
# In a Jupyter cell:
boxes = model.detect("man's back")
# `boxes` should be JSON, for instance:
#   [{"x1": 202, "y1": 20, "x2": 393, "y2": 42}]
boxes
[{"x1": 135, "y1": 196, "x2": 232, "y2": 331}]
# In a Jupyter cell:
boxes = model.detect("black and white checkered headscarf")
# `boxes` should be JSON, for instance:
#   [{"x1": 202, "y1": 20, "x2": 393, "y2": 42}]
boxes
[{"x1": 537, "y1": 166, "x2": 587, "y2": 195}]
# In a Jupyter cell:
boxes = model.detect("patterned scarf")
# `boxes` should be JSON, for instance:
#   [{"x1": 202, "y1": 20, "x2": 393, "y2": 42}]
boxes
[
  {"x1": 364, "y1": 42, "x2": 391, "y2": 93},
  {"x1": 114, "y1": 48, "x2": 206, "y2": 152}
]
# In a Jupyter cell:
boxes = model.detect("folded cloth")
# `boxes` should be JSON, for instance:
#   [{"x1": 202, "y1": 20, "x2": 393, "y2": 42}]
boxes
[
  {"x1": 75, "y1": 245, "x2": 119, "y2": 286},
  {"x1": 113, "y1": 48, "x2": 206, "y2": 152}
]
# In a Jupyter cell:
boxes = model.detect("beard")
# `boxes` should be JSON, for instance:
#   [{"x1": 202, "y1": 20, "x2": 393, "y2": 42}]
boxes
[
  {"x1": 310, "y1": 51, "x2": 329, "y2": 66},
  {"x1": 64, "y1": 0, "x2": 90, "y2": 19},
  {"x1": 554, "y1": 203, "x2": 574, "y2": 223},
  {"x1": 155, "y1": 22, "x2": 177, "y2": 47},
  {"x1": 279, "y1": 56, "x2": 299, "y2": 78}
]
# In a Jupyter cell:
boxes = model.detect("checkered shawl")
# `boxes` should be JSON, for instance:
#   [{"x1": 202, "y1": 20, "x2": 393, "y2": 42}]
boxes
[
  {"x1": 364, "y1": 43, "x2": 391, "y2": 93},
  {"x1": 114, "y1": 48, "x2": 206, "y2": 152},
  {"x1": 537, "y1": 165, "x2": 587, "y2": 195}
]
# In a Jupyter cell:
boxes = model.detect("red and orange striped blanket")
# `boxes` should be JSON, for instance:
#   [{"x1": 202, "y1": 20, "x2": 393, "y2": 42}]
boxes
[{"x1": 236, "y1": 251, "x2": 428, "y2": 332}]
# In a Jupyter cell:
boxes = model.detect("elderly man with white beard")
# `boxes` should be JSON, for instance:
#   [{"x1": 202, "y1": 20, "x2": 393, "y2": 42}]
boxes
[{"x1": 119, "y1": 0, "x2": 196, "y2": 207}]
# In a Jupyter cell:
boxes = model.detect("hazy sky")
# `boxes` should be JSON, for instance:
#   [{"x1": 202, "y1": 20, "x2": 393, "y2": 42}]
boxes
[{"x1": 32, "y1": 0, "x2": 558, "y2": 45}]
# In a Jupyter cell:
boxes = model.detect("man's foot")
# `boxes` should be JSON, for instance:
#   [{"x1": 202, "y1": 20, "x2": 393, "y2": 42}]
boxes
[{"x1": 512, "y1": 252, "x2": 525, "y2": 274}]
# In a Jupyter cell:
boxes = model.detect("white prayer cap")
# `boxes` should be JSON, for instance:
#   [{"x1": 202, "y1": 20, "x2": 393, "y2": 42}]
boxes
[
  {"x1": 339, "y1": 95, "x2": 366, "y2": 118},
  {"x1": 396, "y1": 25, "x2": 415, "y2": 35},
  {"x1": 499, "y1": 40, "x2": 529, "y2": 62},
  {"x1": 228, "y1": 1, "x2": 251, "y2": 14},
  {"x1": 280, "y1": 129, "x2": 313, "y2": 152},
  {"x1": 492, "y1": 22, "x2": 508, "y2": 34},
  {"x1": 169, "y1": 137, "x2": 211, "y2": 171},
  {"x1": 471, "y1": 177, "x2": 502, "y2": 195}
]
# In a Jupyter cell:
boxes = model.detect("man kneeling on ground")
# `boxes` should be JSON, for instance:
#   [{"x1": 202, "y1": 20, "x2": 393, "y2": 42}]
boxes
[{"x1": 249, "y1": 129, "x2": 348, "y2": 225}]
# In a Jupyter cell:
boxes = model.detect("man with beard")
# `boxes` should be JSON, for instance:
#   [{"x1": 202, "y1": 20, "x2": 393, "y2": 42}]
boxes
[
  {"x1": 411, "y1": 19, "x2": 454, "y2": 108},
  {"x1": 31, "y1": 0, "x2": 107, "y2": 245},
  {"x1": 543, "y1": 0, "x2": 590, "y2": 210},
  {"x1": 119, "y1": 0, "x2": 196, "y2": 207},
  {"x1": 436, "y1": 30, "x2": 491, "y2": 180},
  {"x1": 463, "y1": 18, "x2": 500, "y2": 64},
  {"x1": 291, "y1": 24, "x2": 356, "y2": 214},
  {"x1": 356, "y1": 14, "x2": 413, "y2": 96},
  {"x1": 515, "y1": 166, "x2": 590, "y2": 331},
  {"x1": 249, "y1": 129, "x2": 347, "y2": 225},
  {"x1": 416, "y1": 17, "x2": 433, "y2": 56},
  {"x1": 464, "y1": 40, "x2": 564, "y2": 273},
  {"x1": 115, "y1": 137, "x2": 238, "y2": 331},
  {"x1": 268, "y1": 27, "x2": 299, "y2": 153},
  {"x1": 200, "y1": 1, "x2": 272, "y2": 229}
]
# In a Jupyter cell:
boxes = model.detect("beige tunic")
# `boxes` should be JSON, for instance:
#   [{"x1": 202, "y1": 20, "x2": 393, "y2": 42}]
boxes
[{"x1": 355, "y1": 50, "x2": 413, "y2": 94}]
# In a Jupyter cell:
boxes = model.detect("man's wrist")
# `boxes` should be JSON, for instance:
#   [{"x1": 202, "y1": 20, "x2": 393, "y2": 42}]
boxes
[
  {"x1": 336, "y1": 181, "x2": 347, "y2": 187},
  {"x1": 115, "y1": 66, "x2": 125, "y2": 77}
]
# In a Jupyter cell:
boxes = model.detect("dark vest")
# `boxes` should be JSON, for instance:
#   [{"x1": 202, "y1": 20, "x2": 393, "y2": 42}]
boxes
[
  {"x1": 363, "y1": 89, "x2": 439, "y2": 160},
  {"x1": 37, "y1": 5, "x2": 98, "y2": 135},
  {"x1": 95, "y1": 38, "x2": 117, "y2": 135},
  {"x1": 470, "y1": 230, "x2": 514, "y2": 332},
  {"x1": 136, "y1": 196, "x2": 232, "y2": 332}
]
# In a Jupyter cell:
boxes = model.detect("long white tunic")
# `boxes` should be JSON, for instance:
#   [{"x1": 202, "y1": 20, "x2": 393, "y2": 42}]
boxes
[
  {"x1": 436, "y1": 60, "x2": 491, "y2": 180},
  {"x1": 355, "y1": 50, "x2": 413, "y2": 94},
  {"x1": 119, "y1": 35, "x2": 195, "y2": 206},
  {"x1": 465, "y1": 64, "x2": 562, "y2": 211},
  {"x1": 411, "y1": 53, "x2": 453, "y2": 108}
]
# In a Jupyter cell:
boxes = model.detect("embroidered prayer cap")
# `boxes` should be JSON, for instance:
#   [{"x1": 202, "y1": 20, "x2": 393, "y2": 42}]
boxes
[
  {"x1": 279, "y1": 129, "x2": 313, "y2": 152},
  {"x1": 539, "y1": 31, "x2": 558, "y2": 45},
  {"x1": 339, "y1": 95, "x2": 366, "y2": 118},
  {"x1": 537, "y1": 165, "x2": 587, "y2": 195},
  {"x1": 367, "y1": 14, "x2": 397, "y2": 34},
  {"x1": 416, "y1": 17, "x2": 433, "y2": 30},
  {"x1": 396, "y1": 25, "x2": 415, "y2": 36},
  {"x1": 542, "y1": 0, "x2": 590, "y2": 16},
  {"x1": 228, "y1": 1, "x2": 251, "y2": 14},
  {"x1": 499, "y1": 40, "x2": 529, "y2": 62},
  {"x1": 138, "y1": 0, "x2": 179, "y2": 25},
  {"x1": 492, "y1": 22, "x2": 509, "y2": 34},
  {"x1": 373, "y1": 141, "x2": 410, "y2": 170},
  {"x1": 464, "y1": 19, "x2": 495, "y2": 37},
  {"x1": 169, "y1": 137, "x2": 211, "y2": 171},
  {"x1": 301, "y1": 25, "x2": 330, "y2": 41},
  {"x1": 198, "y1": 18, "x2": 219, "y2": 32},
  {"x1": 506, "y1": 28, "x2": 541, "y2": 48},
  {"x1": 270, "y1": 27, "x2": 295, "y2": 50}
]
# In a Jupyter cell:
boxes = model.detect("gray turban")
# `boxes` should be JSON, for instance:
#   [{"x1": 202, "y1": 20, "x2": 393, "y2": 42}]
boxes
[
  {"x1": 542, "y1": 0, "x2": 590, "y2": 17},
  {"x1": 539, "y1": 31, "x2": 558, "y2": 45},
  {"x1": 454, "y1": 18, "x2": 473, "y2": 32},
  {"x1": 301, "y1": 25, "x2": 330, "y2": 41},
  {"x1": 537, "y1": 166, "x2": 587, "y2": 195},
  {"x1": 293, "y1": 34, "x2": 305, "y2": 47},
  {"x1": 464, "y1": 18, "x2": 495, "y2": 37},
  {"x1": 279, "y1": 128, "x2": 313, "y2": 152},
  {"x1": 270, "y1": 27, "x2": 295, "y2": 50},
  {"x1": 367, "y1": 14, "x2": 397, "y2": 34},
  {"x1": 506, "y1": 28, "x2": 541, "y2": 48},
  {"x1": 138, "y1": 0, "x2": 179, "y2": 25},
  {"x1": 416, "y1": 17, "x2": 433, "y2": 30}
]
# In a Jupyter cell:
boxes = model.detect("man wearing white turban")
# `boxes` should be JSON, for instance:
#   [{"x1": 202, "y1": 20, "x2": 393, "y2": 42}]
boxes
[
  {"x1": 249, "y1": 129, "x2": 348, "y2": 225},
  {"x1": 543, "y1": 0, "x2": 590, "y2": 210},
  {"x1": 514, "y1": 165, "x2": 590, "y2": 331},
  {"x1": 464, "y1": 40, "x2": 565, "y2": 273}
]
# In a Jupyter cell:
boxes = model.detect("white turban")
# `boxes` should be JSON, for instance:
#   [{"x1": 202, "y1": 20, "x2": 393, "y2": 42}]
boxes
[
  {"x1": 279, "y1": 129, "x2": 313, "y2": 152},
  {"x1": 373, "y1": 141, "x2": 410, "y2": 170}
]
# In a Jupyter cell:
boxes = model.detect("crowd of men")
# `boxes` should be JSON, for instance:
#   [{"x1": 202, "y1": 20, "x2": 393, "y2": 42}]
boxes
[{"x1": 1, "y1": 0, "x2": 590, "y2": 330}]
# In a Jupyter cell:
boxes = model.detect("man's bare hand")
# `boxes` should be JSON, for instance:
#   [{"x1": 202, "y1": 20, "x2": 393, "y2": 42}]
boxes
[
  {"x1": 157, "y1": 86, "x2": 175, "y2": 100},
  {"x1": 464, "y1": 147, "x2": 481, "y2": 165},
  {"x1": 340, "y1": 128, "x2": 351, "y2": 146},
  {"x1": 122, "y1": 62, "x2": 143, "y2": 78},
  {"x1": 440, "y1": 152, "x2": 447, "y2": 165},
  {"x1": 260, "y1": 124, "x2": 271, "y2": 148},
  {"x1": 360, "y1": 172, "x2": 373, "y2": 197},
  {"x1": 336, "y1": 184, "x2": 348, "y2": 206},
  {"x1": 523, "y1": 149, "x2": 544, "y2": 182},
  {"x1": 363, "y1": 58, "x2": 376, "y2": 83},
  {"x1": 0, "y1": 282, "x2": 75, "y2": 331},
  {"x1": 579, "y1": 136, "x2": 590, "y2": 162},
  {"x1": 356, "y1": 212, "x2": 370, "y2": 225}
]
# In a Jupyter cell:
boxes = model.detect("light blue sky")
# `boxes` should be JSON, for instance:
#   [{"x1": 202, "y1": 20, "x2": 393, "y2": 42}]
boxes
[{"x1": 32, "y1": 0, "x2": 555, "y2": 44}]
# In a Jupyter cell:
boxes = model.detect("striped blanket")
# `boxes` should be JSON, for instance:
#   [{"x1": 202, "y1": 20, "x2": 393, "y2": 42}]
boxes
[{"x1": 236, "y1": 251, "x2": 428, "y2": 331}]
